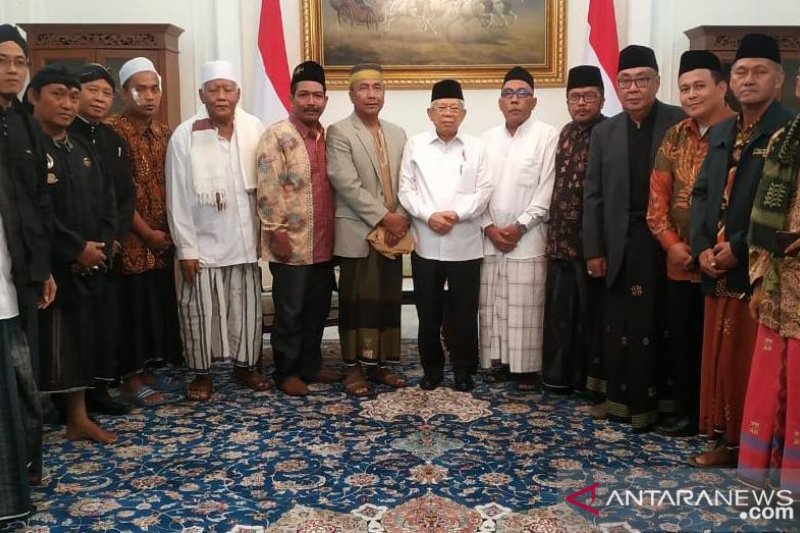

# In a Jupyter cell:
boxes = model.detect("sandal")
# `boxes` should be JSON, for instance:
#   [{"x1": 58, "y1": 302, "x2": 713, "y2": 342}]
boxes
[
  {"x1": 186, "y1": 376, "x2": 213, "y2": 402},
  {"x1": 233, "y1": 369, "x2": 271, "y2": 392},
  {"x1": 343, "y1": 367, "x2": 374, "y2": 397},
  {"x1": 125, "y1": 385, "x2": 170, "y2": 407},
  {"x1": 149, "y1": 374, "x2": 183, "y2": 393},
  {"x1": 367, "y1": 366, "x2": 406, "y2": 388},
  {"x1": 686, "y1": 445, "x2": 737, "y2": 468}
]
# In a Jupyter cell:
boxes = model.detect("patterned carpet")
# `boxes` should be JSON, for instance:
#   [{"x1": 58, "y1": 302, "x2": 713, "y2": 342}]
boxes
[{"x1": 2, "y1": 341, "x2": 797, "y2": 533}]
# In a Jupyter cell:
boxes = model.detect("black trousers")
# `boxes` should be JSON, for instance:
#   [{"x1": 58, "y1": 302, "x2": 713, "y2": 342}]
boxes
[
  {"x1": 95, "y1": 271, "x2": 120, "y2": 382},
  {"x1": 269, "y1": 261, "x2": 334, "y2": 383},
  {"x1": 119, "y1": 267, "x2": 183, "y2": 376},
  {"x1": 665, "y1": 279, "x2": 704, "y2": 421},
  {"x1": 411, "y1": 253, "x2": 480, "y2": 380}
]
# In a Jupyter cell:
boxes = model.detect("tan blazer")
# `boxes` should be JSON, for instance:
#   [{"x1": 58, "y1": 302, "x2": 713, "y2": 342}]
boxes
[{"x1": 326, "y1": 113, "x2": 407, "y2": 258}]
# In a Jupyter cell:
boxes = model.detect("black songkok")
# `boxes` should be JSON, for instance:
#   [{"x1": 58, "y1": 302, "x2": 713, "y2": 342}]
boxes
[
  {"x1": 0, "y1": 24, "x2": 28, "y2": 57},
  {"x1": 567, "y1": 65, "x2": 603, "y2": 91},
  {"x1": 618, "y1": 44, "x2": 658, "y2": 73},
  {"x1": 291, "y1": 61, "x2": 326, "y2": 90},
  {"x1": 735, "y1": 33, "x2": 781, "y2": 64},
  {"x1": 79, "y1": 63, "x2": 116, "y2": 91},
  {"x1": 431, "y1": 79, "x2": 463, "y2": 101},
  {"x1": 503, "y1": 66, "x2": 534, "y2": 89},
  {"x1": 29, "y1": 64, "x2": 81, "y2": 92},
  {"x1": 678, "y1": 50, "x2": 721, "y2": 76}
]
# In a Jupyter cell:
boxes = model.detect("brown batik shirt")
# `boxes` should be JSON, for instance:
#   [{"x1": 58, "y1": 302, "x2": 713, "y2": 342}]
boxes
[{"x1": 107, "y1": 110, "x2": 172, "y2": 274}]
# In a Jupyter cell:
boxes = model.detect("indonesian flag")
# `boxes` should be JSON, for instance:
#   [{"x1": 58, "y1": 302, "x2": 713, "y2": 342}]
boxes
[
  {"x1": 584, "y1": 0, "x2": 622, "y2": 116},
  {"x1": 253, "y1": 0, "x2": 291, "y2": 126}
]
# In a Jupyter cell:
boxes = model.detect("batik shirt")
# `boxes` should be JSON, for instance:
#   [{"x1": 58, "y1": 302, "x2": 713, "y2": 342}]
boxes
[
  {"x1": 647, "y1": 117, "x2": 716, "y2": 281},
  {"x1": 256, "y1": 117, "x2": 334, "y2": 265},
  {"x1": 107, "y1": 111, "x2": 172, "y2": 274},
  {"x1": 545, "y1": 115, "x2": 604, "y2": 260}
]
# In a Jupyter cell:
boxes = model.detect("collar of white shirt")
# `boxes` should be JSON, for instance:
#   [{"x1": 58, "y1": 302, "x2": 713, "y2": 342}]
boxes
[{"x1": 427, "y1": 130, "x2": 465, "y2": 148}]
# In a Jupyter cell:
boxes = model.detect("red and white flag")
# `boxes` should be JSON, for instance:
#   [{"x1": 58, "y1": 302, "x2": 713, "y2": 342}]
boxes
[
  {"x1": 253, "y1": 0, "x2": 291, "y2": 126},
  {"x1": 584, "y1": 0, "x2": 622, "y2": 116}
]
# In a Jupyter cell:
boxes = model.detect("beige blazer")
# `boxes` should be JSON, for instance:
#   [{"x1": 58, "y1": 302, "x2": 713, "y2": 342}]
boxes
[{"x1": 326, "y1": 113, "x2": 407, "y2": 258}]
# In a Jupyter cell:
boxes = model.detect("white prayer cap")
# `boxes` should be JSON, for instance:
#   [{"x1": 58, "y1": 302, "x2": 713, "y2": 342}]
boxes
[
  {"x1": 200, "y1": 60, "x2": 239, "y2": 87},
  {"x1": 119, "y1": 57, "x2": 159, "y2": 87}
]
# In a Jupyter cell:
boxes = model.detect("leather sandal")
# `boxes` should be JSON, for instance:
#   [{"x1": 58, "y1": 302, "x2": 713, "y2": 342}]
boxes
[
  {"x1": 367, "y1": 366, "x2": 406, "y2": 388},
  {"x1": 686, "y1": 445, "x2": 737, "y2": 468},
  {"x1": 343, "y1": 367, "x2": 374, "y2": 397}
]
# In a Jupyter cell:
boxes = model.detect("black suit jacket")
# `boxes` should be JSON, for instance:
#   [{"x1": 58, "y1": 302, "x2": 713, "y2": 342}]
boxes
[
  {"x1": 583, "y1": 100, "x2": 686, "y2": 286},
  {"x1": 690, "y1": 100, "x2": 795, "y2": 295}
]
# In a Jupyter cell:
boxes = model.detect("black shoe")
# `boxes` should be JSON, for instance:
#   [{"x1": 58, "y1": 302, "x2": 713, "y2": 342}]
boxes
[
  {"x1": 420, "y1": 374, "x2": 443, "y2": 390},
  {"x1": 453, "y1": 375, "x2": 475, "y2": 392},
  {"x1": 86, "y1": 387, "x2": 132, "y2": 415},
  {"x1": 655, "y1": 416, "x2": 698, "y2": 438}
]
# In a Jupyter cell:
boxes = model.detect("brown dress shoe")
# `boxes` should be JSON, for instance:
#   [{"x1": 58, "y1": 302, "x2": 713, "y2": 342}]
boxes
[{"x1": 279, "y1": 375, "x2": 309, "y2": 396}]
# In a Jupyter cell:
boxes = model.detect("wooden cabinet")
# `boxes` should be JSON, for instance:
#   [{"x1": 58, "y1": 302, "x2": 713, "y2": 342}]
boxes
[
  {"x1": 685, "y1": 26, "x2": 800, "y2": 111},
  {"x1": 20, "y1": 23, "x2": 184, "y2": 128}
]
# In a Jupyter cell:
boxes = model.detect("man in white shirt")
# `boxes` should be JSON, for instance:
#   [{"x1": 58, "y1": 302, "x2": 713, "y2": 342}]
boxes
[
  {"x1": 166, "y1": 60, "x2": 268, "y2": 401},
  {"x1": 399, "y1": 79, "x2": 492, "y2": 392},
  {"x1": 479, "y1": 66, "x2": 558, "y2": 390}
]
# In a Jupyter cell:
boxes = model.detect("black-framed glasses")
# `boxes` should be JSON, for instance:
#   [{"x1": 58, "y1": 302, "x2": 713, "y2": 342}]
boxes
[
  {"x1": 618, "y1": 76, "x2": 653, "y2": 89},
  {"x1": 500, "y1": 88, "x2": 533, "y2": 99},
  {"x1": 0, "y1": 56, "x2": 29, "y2": 70},
  {"x1": 567, "y1": 93, "x2": 599, "y2": 104}
]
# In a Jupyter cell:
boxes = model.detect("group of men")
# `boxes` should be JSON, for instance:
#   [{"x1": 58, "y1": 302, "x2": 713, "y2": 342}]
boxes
[{"x1": 2, "y1": 20, "x2": 799, "y2": 522}]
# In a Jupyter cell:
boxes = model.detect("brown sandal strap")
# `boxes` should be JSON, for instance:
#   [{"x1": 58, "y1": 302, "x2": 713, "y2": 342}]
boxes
[
  {"x1": 367, "y1": 366, "x2": 406, "y2": 388},
  {"x1": 343, "y1": 368, "x2": 374, "y2": 397}
]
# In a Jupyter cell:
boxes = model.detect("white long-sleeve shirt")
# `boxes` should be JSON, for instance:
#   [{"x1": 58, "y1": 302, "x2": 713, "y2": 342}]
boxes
[
  {"x1": 481, "y1": 118, "x2": 558, "y2": 258},
  {"x1": 398, "y1": 130, "x2": 492, "y2": 261},
  {"x1": 166, "y1": 109, "x2": 263, "y2": 267}
]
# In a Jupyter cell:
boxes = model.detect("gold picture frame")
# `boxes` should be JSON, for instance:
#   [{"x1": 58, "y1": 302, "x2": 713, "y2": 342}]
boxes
[{"x1": 301, "y1": 0, "x2": 567, "y2": 89}]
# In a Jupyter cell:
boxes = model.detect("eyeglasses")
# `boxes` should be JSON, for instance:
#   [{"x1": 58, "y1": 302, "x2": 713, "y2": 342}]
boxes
[
  {"x1": 0, "y1": 57, "x2": 29, "y2": 70},
  {"x1": 617, "y1": 76, "x2": 653, "y2": 89},
  {"x1": 567, "y1": 93, "x2": 599, "y2": 104},
  {"x1": 432, "y1": 104, "x2": 463, "y2": 114},
  {"x1": 500, "y1": 88, "x2": 533, "y2": 99}
]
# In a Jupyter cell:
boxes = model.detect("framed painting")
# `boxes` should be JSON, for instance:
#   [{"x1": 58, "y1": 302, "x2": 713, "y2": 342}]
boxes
[{"x1": 300, "y1": 0, "x2": 567, "y2": 89}]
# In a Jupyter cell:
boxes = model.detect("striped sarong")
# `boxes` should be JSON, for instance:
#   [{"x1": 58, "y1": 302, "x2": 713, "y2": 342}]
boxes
[{"x1": 176, "y1": 262, "x2": 262, "y2": 373}]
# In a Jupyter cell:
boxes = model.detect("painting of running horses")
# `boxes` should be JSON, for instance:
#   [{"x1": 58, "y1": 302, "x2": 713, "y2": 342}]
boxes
[{"x1": 301, "y1": 0, "x2": 566, "y2": 89}]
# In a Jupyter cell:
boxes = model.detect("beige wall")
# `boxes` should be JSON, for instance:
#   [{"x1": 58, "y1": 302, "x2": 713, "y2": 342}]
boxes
[{"x1": 3, "y1": 0, "x2": 798, "y2": 135}]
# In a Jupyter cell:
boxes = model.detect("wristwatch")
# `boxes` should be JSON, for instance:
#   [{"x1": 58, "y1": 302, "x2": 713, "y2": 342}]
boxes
[{"x1": 516, "y1": 222, "x2": 528, "y2": 235}]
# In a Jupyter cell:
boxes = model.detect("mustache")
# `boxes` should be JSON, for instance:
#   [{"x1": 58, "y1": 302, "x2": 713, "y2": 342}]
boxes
[{"x1": 302, "y1": 105, "x2": 321, "y2": 113}]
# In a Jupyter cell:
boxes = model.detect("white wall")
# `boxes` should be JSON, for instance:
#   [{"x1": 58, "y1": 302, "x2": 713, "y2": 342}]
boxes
[{"x1": 3, "y1": 0, "x2": 798, "y2": 135}]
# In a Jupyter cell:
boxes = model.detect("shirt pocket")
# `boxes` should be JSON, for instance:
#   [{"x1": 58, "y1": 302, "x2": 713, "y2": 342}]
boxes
[
  {"x1": 457, "y1": 164, "x2": 477, "y2": 193},
  {"x1": 512, "y1": 154, "x2": 542, "y2": 188}
]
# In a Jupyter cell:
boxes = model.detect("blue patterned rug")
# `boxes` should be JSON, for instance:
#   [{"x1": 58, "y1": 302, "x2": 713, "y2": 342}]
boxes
[{"x1": 3, "y1": 341, "x2": 797, "y2": 533}]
